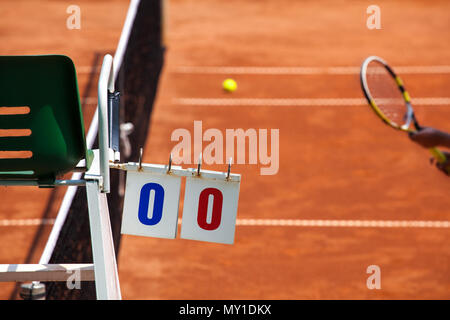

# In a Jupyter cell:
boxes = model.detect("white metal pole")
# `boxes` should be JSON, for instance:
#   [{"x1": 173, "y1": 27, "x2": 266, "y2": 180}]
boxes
[
  {"x1": 98, "y1": 54, "x2": 114, "y2": 193},
  {"x1": 85, "y1": 180, "x2": 121, "y2": 300}
]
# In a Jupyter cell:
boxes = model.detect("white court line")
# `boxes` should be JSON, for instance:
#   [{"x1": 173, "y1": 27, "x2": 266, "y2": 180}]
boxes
[
  {"x1": 174, "y1": 97, "x2": 450, "y2": 107},
  {"x1": 174, "y1": 218, "x2": 450, "y2": 228},
  {"x1": 1, "y1": 218, "x2": 448, "y2": 228},
  {"x1": 81, "y1": 97, "x2": 99, "y2": 105},
  {"x1": 84, "y1": 97, "x2": 450, "y2": 107},
  {"x1": 77, "y1": 66, "x2": 101, "y2": 74},
  {"x1": 0, "y1": 219, "x2": 55, "y2": 227},
  {"x1": 76, "y1": 65, "x2": 450, "y2": 75},
  {"x1": 172, "y1": 65, "x2": 450, "y2": 75},
  {"x1": 236, "y1": 219, "x2": 450, "y2": 228}
]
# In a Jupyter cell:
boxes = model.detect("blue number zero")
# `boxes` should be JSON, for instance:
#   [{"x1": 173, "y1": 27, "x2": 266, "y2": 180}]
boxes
[{"x1": 138, "y1": 183, "x2": 164, "y2": 225}]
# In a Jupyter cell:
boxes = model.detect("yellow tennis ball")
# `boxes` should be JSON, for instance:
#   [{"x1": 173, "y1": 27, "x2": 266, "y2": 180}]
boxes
[{"x1": 223, "y1": 78, "x2": 237, "y2": 92}]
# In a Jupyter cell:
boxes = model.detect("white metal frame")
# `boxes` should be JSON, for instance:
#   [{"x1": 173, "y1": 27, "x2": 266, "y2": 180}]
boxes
[
  {"x1": 0, "y1": 54, "x2": 121, "y2": 300},
  {"x1": 110, "y1": 162, "x2": 241, "y2": 182}
]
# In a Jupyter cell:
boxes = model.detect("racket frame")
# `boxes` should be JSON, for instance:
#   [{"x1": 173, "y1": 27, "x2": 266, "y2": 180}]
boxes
[
  {"x1": 360, "y1": 56, "x2": 416, "y2": 132},
  {"x1": 360, "y1": 55, "x2": 448, "y2": 167}
]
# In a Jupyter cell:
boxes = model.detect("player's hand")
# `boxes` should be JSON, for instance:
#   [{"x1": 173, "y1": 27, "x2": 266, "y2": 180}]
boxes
[
  {"x1": 409, "y1": 127, "x2": 446, "y2": 148},
  {"x1": 429, "y1": 151, "x2": 450, "y2": 176}
]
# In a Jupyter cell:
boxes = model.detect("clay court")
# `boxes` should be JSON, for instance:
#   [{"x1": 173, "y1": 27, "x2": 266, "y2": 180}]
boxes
[{"x1": 0, "y1": 0, "x2": 449, "y2": 299}]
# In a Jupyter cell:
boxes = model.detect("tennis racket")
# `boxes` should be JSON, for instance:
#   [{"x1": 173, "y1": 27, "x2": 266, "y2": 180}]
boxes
[{"x1": 360, "y1": 55, "x2": 449, "y2": 173}]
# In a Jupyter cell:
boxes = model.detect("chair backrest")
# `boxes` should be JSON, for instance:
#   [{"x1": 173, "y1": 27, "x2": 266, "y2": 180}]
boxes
[{"x1": 0, "y1": 55, "x2": 87, "y2": 183}]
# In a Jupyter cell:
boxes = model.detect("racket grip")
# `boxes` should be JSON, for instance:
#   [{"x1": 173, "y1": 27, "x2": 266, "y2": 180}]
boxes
[
  {"x1": 429, "y1": 147, "x2": 450, "y2": 174},
  {"x1": 429, "y1": 147, "x2": 446, "y2": 163}
]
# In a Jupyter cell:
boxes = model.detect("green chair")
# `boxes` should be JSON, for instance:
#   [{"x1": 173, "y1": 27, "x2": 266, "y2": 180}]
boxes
[
  {"x1": 0, "y1": 54, "x2": 121, "y2": 299},
  {"x1": 0, "y1": 55, "x2": 93, "y2": 185}
]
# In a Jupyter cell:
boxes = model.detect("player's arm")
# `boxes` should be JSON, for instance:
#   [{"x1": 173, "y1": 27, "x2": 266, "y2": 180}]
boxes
[{"x1": 409, "y1": 127, "x2": 450, "y2": 149}]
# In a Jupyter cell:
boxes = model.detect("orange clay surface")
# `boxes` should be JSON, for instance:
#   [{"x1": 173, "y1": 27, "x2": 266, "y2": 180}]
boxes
[{"x1": 0, "y1": 0, "x2": 449, "y2": 299}]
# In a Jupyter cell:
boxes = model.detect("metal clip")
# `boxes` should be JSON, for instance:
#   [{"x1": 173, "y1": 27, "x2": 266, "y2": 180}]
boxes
[
  {"x1": 226, "y1": 157, "x2": 232, "y2": 180},
  {"x1": 197, "y1": 153, "x2": 202, "y2": 176},
  {"x1": 138, "y1": 147, "x2": 143, "y2": 171},
  {"x1": 167, "y1": 153, "x2": 173, "y2": 173}
]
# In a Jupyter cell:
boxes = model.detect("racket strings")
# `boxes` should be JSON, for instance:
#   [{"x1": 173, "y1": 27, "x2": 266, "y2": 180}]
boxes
[{"x1": 366, "y1": 62, "x2": 408, "y2": 126}]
